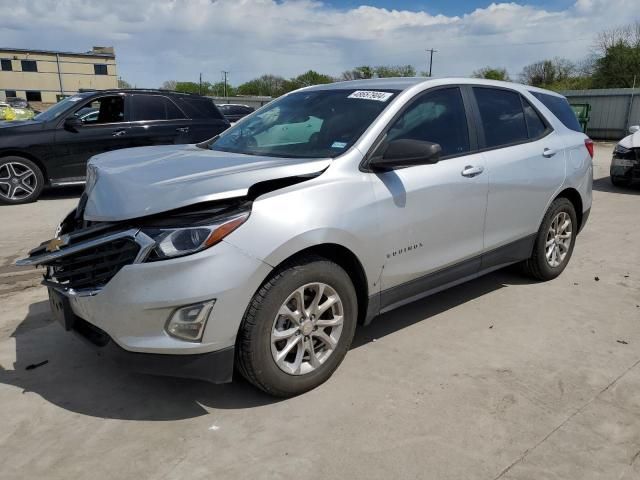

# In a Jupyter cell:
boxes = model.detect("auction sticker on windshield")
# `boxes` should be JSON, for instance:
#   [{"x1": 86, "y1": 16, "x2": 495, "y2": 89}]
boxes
[{"x1": 348, "y1": 91, "x2": 393, "y2": 102}]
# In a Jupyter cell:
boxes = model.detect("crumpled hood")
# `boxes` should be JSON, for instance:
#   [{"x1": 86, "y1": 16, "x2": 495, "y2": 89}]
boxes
[
  {"x1": 619, "y1": 130, "x2": 640, "y2": 149},
  {"x1": 84, "y1": 144, "x2": 331, "y2": 221}
]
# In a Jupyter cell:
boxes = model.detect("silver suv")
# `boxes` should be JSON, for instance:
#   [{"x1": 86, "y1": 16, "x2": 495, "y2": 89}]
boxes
[{"x1": 19, "y1": 78, "x2": 593, "y2": 397}]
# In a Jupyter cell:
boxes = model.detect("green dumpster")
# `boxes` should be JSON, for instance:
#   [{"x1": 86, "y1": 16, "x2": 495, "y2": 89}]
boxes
[{"x1": 570, "y1": 103, "x2": 590, "y2": 133}]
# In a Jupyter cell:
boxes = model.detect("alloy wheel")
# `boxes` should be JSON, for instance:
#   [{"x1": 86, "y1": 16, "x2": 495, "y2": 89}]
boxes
[
  {"x1": 271, "y1": 282, "x2": 344, "y2": 375},
  {"x1": 0, "y1": 162, "x2": 38, "y2": 201},
  {"x1": 545, "y1": 211, "x2": 572, "y2": 268}
]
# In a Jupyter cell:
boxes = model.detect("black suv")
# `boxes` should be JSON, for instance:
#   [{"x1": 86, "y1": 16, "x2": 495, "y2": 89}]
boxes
[
  {"x1": 217, "y1": 104, "x2": 255, "y2": 123},
  {"x1": 0, "y1": 89, "x2": 230, "y2": 204}
]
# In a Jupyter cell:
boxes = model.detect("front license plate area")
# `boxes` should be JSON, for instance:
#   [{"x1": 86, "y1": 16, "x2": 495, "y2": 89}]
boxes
[{"x1": 48, "y1": 288, "x2": 75, "y2": 331}]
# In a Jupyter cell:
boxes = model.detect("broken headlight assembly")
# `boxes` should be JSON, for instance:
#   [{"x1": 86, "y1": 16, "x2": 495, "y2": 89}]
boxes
[{"x1": 142, "y1": 211, "x2": 250, "y2": 260}]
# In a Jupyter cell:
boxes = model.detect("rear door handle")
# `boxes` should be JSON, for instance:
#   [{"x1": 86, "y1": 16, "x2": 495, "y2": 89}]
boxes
[
  {"x1": 176, "y1": 127, "x2": 190, "y2": 133},
  {"x1": 461, "y1": 165, "x2": 484, "y2": 177},
  {"x1": 112, "y1": 129, "x2": 127, "y2": 137},
  {"x1": 543, "y1": 148, "x2": 557, "y2": 158}
]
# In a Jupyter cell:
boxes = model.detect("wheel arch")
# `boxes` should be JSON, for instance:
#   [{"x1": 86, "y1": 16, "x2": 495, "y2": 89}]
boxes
[
  {"x1": 260, "y1": 243, "x2": 371, "y2": 326},
  {"x1": 554, "y1": 187, "x2": 584, "y2": 231},
  {"x1": 0, "y1": 150, "x2": 48, "y2": 183}
]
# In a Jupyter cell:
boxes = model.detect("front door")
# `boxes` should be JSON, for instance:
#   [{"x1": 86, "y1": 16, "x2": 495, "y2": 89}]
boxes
[
  {"x1": 368, "y1": 87, "x2": 489, "y2": 309},
  {"x1": 53, "y1": 94, "x2": 132, "y2": 180}
]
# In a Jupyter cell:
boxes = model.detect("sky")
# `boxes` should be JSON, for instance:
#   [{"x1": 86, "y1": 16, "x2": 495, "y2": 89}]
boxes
[{"x1": 0, "y1": 0, "x2": 638, "y2": 88}]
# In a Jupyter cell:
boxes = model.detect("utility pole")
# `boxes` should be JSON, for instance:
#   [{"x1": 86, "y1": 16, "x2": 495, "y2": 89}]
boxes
[
  {"x1": 221, "y1": 71, "x2": 229, "y2": 99},
  {"x1": 426, "y1": 48, "x2": 437, "y2": 77},
  {"x1": 199, "y1": 72, "x2": 202, "y2": 95}
]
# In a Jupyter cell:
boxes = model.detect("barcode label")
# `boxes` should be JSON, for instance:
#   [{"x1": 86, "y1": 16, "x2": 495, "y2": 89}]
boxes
[{"x1": 347, "y1": 90, "x2": 393, "y2": 102}]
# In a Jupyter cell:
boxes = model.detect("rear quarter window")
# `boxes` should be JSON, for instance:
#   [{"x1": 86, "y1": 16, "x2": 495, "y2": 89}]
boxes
[
  {"x1": 174, "y1": 97, "x2": 224, "y2": 120},
  {"x1": 530, "y1": 92, "x2": 581, "y2": 132}
]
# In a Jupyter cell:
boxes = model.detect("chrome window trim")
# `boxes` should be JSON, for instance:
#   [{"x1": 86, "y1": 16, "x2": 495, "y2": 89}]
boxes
[{"x1": 16, "y1": 229, "x2": 156, "y2": 267}]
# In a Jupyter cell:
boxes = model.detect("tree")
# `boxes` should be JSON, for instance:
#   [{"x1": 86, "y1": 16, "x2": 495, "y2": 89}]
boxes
[
  {"x1": 161, "y1": 80, "x2": 177, "y2": 90},
  {"x1": 291, "y1": 70, "x2": 334, "y2": 88},
  {"x1": 373, "y1": 65, "x2": 416, "y2": 78},
  {"x1": 519, "y1": 57, "x2": 575, "y2": 87},
  {"x1": 117, "y1": 78, "x2": 132, "y2": 88},
  {"x1": 472, "y1": 67, "x2": 510, "y2": 81},
  {"x1": 592, "y1": 41, "x2": 640, "y2": 88},
  {"x1": 341, "y1": 66, "x2": 374, "y2": 80},
  {"x1": 236, "y1": 75, "x2": 287, "y2": 96}
]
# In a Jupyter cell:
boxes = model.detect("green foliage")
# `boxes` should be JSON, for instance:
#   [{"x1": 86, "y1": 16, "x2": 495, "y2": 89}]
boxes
[
  {"x1": 117, "y1": 78, "x2": 132, "y2": 88},
  {"x1": 373, "y1": 65, "x2": 416, "y2": 78},
  {"x1": 519, "y1": 58, "x2": 575, "y2": 87},
  {"x1": 591, "y1": 41, "x2": 640, "y2": 88},
  {"x1": 173, "y1": 81, "x2": 235, "y2": 96},
  {"x1": 472, "y1": 67, "x2": 510, "y2": 81}
]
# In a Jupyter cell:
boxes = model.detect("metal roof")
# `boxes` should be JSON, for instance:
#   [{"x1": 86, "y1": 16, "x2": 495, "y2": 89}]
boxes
[{"x1": 0, "y1": 47, "x2": 115, "y2": 58}]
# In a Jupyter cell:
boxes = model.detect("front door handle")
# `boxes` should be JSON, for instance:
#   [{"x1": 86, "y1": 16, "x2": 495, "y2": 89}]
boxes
[
  {"x1": 176, "y1": 127, "x2": 190, "y2": 133},
  {"x1": 112, "y1": 129, "x2": 127, "y2": 137},
  {"x1": 461, "y1": 165, "x2": 484, "y2": 177},
  {"x1": 543, "y1": 148, "x2": 557, "y2": 158}
]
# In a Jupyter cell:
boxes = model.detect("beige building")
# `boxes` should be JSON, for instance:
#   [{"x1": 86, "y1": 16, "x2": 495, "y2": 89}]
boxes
[{"x1": 0, "y1": 46, "x2": 117, "y2": 107}]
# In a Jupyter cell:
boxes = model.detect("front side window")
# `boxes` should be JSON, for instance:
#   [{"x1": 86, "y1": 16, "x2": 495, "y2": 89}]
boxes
[
  {"x1": 474, "y1": 87, "x2": 528, "y2": 148},
  {"x1": 386, "y1": 87, "x2": 470, "y2": 157},
  {"x1": 210, "y1": 89, "x2": 398, "y2": 158},
  {"x1": 78, "y1": 96, "x2": 125, "y2": 124},
  {"x1": 21, "y1": 60, "x2": 37, "y2": 72},
  {"x1": 131, "y1": 95, "x2": 185, "y2": 121},
  {"x1": 1, "y1": 59, "x2": 12, "y2": 71}
]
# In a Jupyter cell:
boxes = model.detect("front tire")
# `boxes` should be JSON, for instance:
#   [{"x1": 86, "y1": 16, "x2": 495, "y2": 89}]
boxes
[
  {"x1": 0, "y1": 156, "x2": 44, "y2": 205},
  {"x1": 236, "y1": 256, "x2": 358, "y2": 397},
  {"x1": 523, "y1": 197, "x2": 577, "y2": 281}
]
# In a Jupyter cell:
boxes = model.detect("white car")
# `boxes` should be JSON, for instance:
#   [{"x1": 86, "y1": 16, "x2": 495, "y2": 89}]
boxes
[{"x1": 610, "y1": 125, "x2": 640, "y2": 186}]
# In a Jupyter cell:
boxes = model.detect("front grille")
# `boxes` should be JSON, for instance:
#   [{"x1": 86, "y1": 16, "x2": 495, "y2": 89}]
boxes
[{"x1": 47, "y1": 238, "x2": 140, "y2": 290}]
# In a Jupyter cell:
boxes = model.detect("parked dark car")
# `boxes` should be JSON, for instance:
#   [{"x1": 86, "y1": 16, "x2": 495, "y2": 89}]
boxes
[
  {"x1": 0, "y1": 89, "x2": 230, "y2": 204},
  {"x1": 217, "y1": 103, "x2": 255, "y2": 122}
]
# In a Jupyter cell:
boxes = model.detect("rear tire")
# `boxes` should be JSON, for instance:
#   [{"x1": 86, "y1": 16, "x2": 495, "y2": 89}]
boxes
[
  {"x1": 0, "y1": 156, "x2": 44, "y2": 205},
  {"x1": 523, "y1": 197, "x2": 577, "y2": 281},
  {"x1": 236, "y1": 256, "x2": 358, "y2": 397}
]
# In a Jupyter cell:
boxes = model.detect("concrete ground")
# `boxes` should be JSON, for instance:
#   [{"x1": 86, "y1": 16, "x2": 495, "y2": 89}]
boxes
[{"x1": 0, "y1": 143, "x2": 639, "y2": 479}]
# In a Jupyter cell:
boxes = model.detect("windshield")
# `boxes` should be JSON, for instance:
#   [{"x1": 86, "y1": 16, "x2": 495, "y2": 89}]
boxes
[
  {"x1": 209, "y1": 89, "x2": 398, "y2": 158},
  {"x1": 33, "y1": 94, "x2": 89, "y2": 122}
]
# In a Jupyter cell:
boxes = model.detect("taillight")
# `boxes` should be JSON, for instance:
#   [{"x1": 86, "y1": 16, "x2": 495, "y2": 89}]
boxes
[{"x1": 584, "y1": 138, "x2": 594, "y2": 159}]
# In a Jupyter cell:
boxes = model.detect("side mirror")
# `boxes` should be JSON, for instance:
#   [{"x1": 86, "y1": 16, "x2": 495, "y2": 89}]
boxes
[
  {"x1": 629, "y1": 125, "x2": 639, "y2": 134},
  {"x1": 369, "y1": 139, "x2": 441, "y2": 170},
  {"x1": 64, "y1": 116, "x2": 83, "y2": 132}
]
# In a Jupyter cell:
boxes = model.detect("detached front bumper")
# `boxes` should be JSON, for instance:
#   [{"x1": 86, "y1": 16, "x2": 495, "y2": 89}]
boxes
[{"x1": 21, "y1": 232, "x2": 272, "y2": 383}]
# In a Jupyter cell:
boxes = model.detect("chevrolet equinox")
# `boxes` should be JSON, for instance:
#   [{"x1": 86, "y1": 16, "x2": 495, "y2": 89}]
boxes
[{"x1": 19, "y1": 78, "x2": 593, "y2": 397}]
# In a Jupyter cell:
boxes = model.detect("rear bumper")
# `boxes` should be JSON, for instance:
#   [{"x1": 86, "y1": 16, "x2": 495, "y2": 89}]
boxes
[{"x1": 72, "y1": 315, "x2": 235, "y2": 383}]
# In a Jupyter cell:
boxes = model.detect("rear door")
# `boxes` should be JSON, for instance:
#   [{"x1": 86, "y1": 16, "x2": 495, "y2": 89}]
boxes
[
  {"x1": 53, "y1": 94, "x2": 132, "y2": 180},
  {"x1": 172, "y1": 96, "x2": 230, "y2": 142},
  {"x1": 471, "y1": 86, "x2": 566, "y2": 266},
  {"x1": 128, "y1": 94, "x2": 191, "y2": 147}
]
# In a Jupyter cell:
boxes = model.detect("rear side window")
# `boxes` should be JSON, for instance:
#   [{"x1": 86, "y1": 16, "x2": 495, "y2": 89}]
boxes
[
  {"x1": 474, "y1": 87, "x2": 528, "y2": 148},
  {"x1": 131, "y1": 95, "x2": 185, "y2": 121},
  {"x1": 174, "y1": 97, "x2": 224, "y2": 120},
  {"x1": 387, "y1": 87, "x2": 470, "y2": 157},
  {"x1": 522, "y1": 98, "x2": 547, "y2": 139},
  {"x1": 530, "y1": 92, "x2": 581, "y2": 132}
]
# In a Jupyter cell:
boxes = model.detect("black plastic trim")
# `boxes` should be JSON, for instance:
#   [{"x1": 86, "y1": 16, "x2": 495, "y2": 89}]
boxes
[
  {"x1": 70, "y1": 316, "x2": 235, "y2": 384},
  {"x1": 366, "y1": 234, "x2": 537, "y2": 320}
]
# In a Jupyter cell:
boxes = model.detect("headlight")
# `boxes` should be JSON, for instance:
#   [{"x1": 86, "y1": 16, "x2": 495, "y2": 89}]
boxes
[
  {"x1": 142, "y1": 212, "x2": 249, "y2": 260},
  {"x1": 614, "y1": 144, "x2": 630, "y2": 155}
]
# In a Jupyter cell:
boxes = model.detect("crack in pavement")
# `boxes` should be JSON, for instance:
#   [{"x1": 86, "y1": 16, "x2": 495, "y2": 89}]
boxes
[{"x1": 493, "y1": 357, "x2": 640, "y2": 480}]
